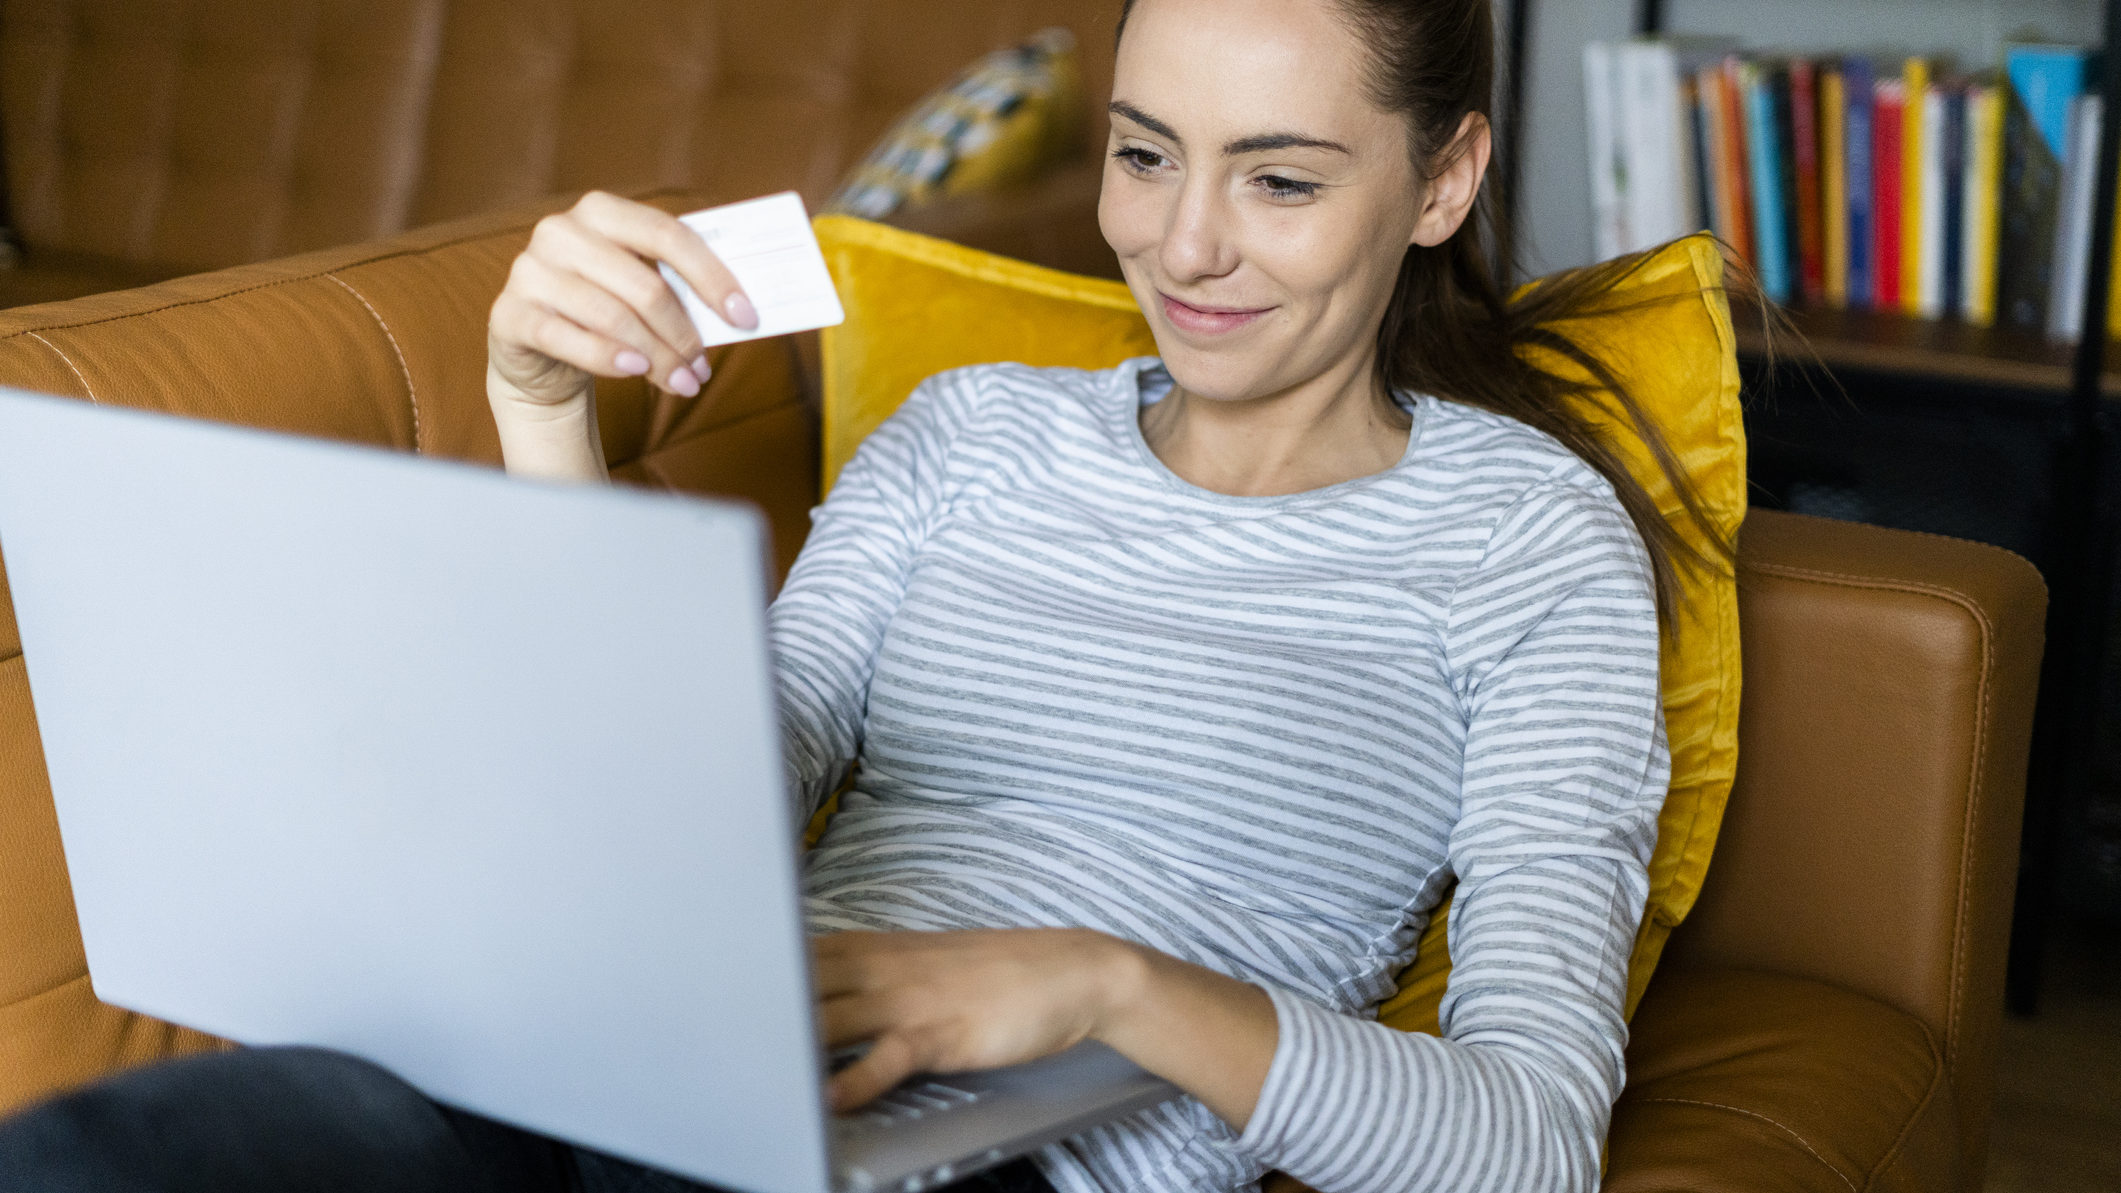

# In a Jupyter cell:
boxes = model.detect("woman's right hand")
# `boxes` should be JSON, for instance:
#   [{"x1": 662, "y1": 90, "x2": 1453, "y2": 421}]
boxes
[{"x1": 486, "y1": 190, "x2": 759, "y2": 413}]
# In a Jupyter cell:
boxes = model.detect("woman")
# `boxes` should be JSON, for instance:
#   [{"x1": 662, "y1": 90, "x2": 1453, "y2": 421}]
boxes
[{"x1": 0, "y1": 0, "x2": 1718, "y2": 1190}]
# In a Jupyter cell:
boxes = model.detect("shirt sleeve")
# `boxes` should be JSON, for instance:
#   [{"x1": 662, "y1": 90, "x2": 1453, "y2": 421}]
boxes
[
  {"x1": 1228, "y1": 476, "x2": 1668, "y2": 1193},
  {"x1": 767, "y1": 370, "x2": 980, "y2": 824}
]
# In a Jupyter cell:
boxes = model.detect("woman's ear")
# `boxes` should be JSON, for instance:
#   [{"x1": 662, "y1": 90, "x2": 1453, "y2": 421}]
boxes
[{"x1": 1410, "y1": 113, "x2": 1491, "y2": 248}]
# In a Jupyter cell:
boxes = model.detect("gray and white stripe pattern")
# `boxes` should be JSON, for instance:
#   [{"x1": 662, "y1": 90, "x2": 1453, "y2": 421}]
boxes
[{"x1": 772, "y1": 359, "x2": 1667, "y2": 1193}]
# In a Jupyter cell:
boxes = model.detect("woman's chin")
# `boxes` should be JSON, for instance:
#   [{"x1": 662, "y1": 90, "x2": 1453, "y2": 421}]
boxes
[{"x1": 1152, "y1": 344, "x2": 1284, "y2": 405}]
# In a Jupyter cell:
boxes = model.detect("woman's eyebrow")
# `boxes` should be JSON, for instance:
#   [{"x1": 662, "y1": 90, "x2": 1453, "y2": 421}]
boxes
[
  {"x1": 1109, "y1": 100, "x2": 1182, "y2": 145},
  {"x1": 1223, "y1": 132, "x2": 1352, "y2": 156},
  {"x1": 1108, "y1": 101, "x2": 1351, "y2": 158}
]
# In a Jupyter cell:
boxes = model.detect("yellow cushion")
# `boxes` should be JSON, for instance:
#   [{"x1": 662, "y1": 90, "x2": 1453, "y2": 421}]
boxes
[
  {"x1": 824, "y1": 29, "x2": 1083, "y2": 222},
  {"x1": 813, "y1": 215, "x2": 1745, "y2": 1026}
]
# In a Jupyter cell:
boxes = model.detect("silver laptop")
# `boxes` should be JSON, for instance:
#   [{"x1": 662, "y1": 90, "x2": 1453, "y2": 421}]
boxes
[{"x1": 0, "y1": 386, "x2": 1177, "y2": 1193}]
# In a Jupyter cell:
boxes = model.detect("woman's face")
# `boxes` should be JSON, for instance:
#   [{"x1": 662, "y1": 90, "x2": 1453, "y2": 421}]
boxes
[{"x1": 1099, "y1": 0, "x2": 1471, "y2": 404}]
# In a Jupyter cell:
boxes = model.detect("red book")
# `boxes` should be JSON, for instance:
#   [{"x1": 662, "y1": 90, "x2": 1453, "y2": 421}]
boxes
[
  {"x1": 1790, "y1": 59, "x2": 1826, "y2": 304},
  {"x1": 1872, "y1": 80, "x2": 1905, "y2": 310},
  {"x1": 1719, "y1": 57, "x2": 1756, "y2": 266}
]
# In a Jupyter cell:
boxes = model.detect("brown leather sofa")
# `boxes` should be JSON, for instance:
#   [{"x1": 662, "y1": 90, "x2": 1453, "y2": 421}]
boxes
[
  {"x1": 0, "y1": 189, "x2": 2045, "y2": 1190},
  {"x1": 0, "y1": 0, "x2": 1122, "y2": 308}
]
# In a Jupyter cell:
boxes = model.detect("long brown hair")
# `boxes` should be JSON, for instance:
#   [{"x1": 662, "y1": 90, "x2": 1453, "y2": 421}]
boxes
[{"x1": 1116, "y1": 0, "x2": 1737, "y2": 624}]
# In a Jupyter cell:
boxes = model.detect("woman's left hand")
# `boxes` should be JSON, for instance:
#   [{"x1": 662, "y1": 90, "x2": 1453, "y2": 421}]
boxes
[{"x1": 813, "y1": 928, "x2": 1140, "y2": 1112}]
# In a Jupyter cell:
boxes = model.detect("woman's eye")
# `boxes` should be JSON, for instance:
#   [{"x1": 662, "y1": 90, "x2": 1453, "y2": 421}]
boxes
[
  {"x1": 1112, "y1": 146, "x2": 1168, "y2": 173},
  {"x1": 1257, "y1": 175, "x2": 1320, "y2": 201}
]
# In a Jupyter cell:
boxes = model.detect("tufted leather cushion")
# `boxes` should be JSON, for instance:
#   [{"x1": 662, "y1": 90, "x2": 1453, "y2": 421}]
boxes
[
  {"x1": 410, "y1": 0, "x2": 1120, "y2": 227},
  {"x1": 1606, "y1": 967, "x2": 1960, "y2": 1193},
  {"x1": 0, "y1": 0, "x2": 446, "y2": 271},
  {"x1": 1, "y1": 0, "x2": 1124, "y2": 304}
]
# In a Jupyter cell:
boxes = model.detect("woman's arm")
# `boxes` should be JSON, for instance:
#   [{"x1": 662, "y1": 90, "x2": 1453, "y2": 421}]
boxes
[
  {"x1": 767, "y1": 369, "x2": 988, "y2": 819},
  {"x1": 485, "y1": 190, "x2": 756, "y2": 483}
]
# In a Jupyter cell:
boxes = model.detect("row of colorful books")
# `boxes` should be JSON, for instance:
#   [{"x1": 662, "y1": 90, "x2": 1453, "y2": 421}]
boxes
[{"x1": 1584, "y1": 40, "x2": 2116, "y2": 340}]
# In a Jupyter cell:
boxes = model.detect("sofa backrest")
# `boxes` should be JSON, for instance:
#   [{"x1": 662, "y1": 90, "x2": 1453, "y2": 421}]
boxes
[
  {"x1": 0, "y1": 0, "x2": 1123, "y2": 278},
  {"x1": 0, "y1": 0, "x2": 446, "y2": 272}
]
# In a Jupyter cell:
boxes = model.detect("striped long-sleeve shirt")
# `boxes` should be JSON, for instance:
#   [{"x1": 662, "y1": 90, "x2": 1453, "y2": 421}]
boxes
[{"x1": 773, "y1": 358, "x2": 1668, "y2": 1193}]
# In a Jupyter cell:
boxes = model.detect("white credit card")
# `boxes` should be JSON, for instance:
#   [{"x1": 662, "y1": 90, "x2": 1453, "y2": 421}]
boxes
[{"x1": 659, "y1": 191, "x2": 845, "y2": 348}]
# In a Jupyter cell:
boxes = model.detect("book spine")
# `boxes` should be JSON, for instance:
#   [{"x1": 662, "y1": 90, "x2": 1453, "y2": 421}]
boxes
[
  {"x1": 1823, "y1": 66, "x2": 1850, "y2": 306},
  {"x1": 1874, "y1": 79, "x2": 1905, "y2": 310},
  {"x1": 2049, "y1": 94, "x2": 2102, "y2": 341},
  {"x1": 1997, "y1": 45, "x2": 2092, "y2": 331},
  {"x1": 1619, "y1": 43, "x2": 1655, "y2": 253},
  {"x1": 1919, "y1": 84, "x2": 1949, "y2": 318},
  {"x1": 1940, "y1": 86, "x2": 1966, "y2": 319},
  {"x1": 1774, "y1": 64, "x2": 1803, "y2": 300},
  {"x1": 1686, "y1": 74, "x2": 1716, "y2": 237},
  {"x1": 1792, "y1": 59, "x2": 1825, "y2": 303},
  {"x1": 1695, "y1": 65, "x2": 1732, "y2": 246},
  {"x1": 1964, "y1": 83, "x2": 2003, "y2": 326},
  {"x1": 1900, "y1": 56, "x2": 1929, "y2": 314},
  {"x1": 1655, "y1": 42, "x2": 1695, "y2": 246},
  {"x1": 1584, "y1": 41, "x2": 1626, "y2": 260},
  {"x1": 1745, "y1": 63, "x2": 1792, "y2": 303},
  {"x1": 1846, "y1": 59, "x2": 1875, "y2": 308},
  {"x1": 2108, "y1": 178, "x2": 2121, "y2": 339},
  {"x1": 1720, "y1": 57, "x2": 1757, "y2": 266}
]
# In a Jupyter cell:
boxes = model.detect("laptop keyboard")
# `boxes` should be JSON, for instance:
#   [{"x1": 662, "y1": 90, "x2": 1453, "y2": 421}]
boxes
[{"x1": 854, "y1": 1079, "x2": 983, "y2": 1127}]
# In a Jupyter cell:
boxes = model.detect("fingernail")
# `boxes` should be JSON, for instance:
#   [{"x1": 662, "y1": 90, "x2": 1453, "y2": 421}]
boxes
[
  {"x1": 690, "y1": 354, "x2": 710, "y2": 379},
  {"x1": 614, "y1": 350, "x2": 650, "y2": 376},
  {"x1": 667, "y1": 365, "x2": 701, "y2": 397},
  {"x1": 725, "y1": 292, "x2": 759, "y2": 330}
]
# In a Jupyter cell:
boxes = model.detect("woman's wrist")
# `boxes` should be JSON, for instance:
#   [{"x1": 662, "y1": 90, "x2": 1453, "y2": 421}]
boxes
[
  {"x1": 487, "y1": 365, "x2": 608, "y2": 483},
  {"x1": 1084, "y1": 933, "x2": 1278, "y2": 1132}
]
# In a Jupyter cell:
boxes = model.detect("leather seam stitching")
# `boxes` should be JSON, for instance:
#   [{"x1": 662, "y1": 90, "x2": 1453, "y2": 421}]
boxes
[
  {"x1": 25, "y1": 332, "x2": 99, "y2": 403},
  {"x1": 1636, "y1": 1096, "x2": 1859, "y2": 1193},
  {"x1": 325, "y1": 273, "x2": 421, "y2": 453},
  {"x1": 1860, "y1": 1021, "x2": 1949, "y2": 1189},
  {"x1": 1756, "y1": 510, "x2": 2044, "y2": 588},
  {"x1": 1740, "y1": 557, "x2": 1994, "y2": 1068}
]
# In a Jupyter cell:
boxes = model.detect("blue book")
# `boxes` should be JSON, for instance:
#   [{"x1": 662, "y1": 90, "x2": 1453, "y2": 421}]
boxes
[
  {"x1": 1745, "y1": 63, "x2": 1793, "y2": 303},
  {"x1": 1844, "y1": 57, "x2": 1875, "y2": 309}
]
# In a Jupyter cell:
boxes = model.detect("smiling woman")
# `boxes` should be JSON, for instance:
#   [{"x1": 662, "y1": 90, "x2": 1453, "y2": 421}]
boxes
[{"x1": 0, "y1": 2, "x2": 1733, "y2": 1193}]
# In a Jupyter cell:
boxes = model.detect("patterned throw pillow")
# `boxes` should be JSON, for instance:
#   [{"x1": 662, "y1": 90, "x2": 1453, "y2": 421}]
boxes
[{"x1": 825, "y1": 29, "x2": 1083, "y2": 221}]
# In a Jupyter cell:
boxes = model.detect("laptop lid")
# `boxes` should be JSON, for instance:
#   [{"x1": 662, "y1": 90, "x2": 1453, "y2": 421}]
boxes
[{"x1": 0, "y1": 388, "x2": 832, "y2": 1193}]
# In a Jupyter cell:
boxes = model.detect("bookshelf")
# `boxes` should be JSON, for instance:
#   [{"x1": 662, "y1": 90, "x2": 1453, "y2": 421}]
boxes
[
  {"x1": 1633, "y1": 0, "x2": 2121, "y2": 1014},
  {"x1": 1731, "y1": 306, "x2": 2121, "y2": 395}
]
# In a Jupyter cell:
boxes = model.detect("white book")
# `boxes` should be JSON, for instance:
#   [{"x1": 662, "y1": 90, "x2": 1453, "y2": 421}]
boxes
[
  {"x1": 1619, "y1": 40, "x2": 1692, "y2": 252},
  {"x1": 1584, "y1": 41, "x2": 1628, "y2": 260},
  {"x1": 2049, "y1": 95, "x2": 2103, "y2": 341},
  {"x1": 1918, "y1": 87, "x2": 1949, "y2": 319},
  {"x1": 1960, "y1": 83, "x2": 1999, "y2": 323}
]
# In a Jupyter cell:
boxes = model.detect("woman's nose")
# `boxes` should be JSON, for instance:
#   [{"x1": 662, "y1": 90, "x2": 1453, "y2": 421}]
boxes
[{"x1": 1158, "y1": 181, "x2": 1240, "y2": 283}]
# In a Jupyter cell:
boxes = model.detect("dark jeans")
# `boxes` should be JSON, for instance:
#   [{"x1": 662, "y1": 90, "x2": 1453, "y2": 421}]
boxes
[{"x1": 0, "y1": 1046, "x2": 1056, "y2": 1193}]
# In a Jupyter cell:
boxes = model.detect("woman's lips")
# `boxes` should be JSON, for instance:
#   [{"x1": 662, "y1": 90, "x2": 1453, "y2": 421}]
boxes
[{"x1": 1159, "y1": 292, "x2": 1273, "y2": 336}]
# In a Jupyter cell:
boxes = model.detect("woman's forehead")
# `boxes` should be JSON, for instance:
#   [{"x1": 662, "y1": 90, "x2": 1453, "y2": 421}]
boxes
[{"x1": 1111, "y1": 0, "x2": 1398, "y2": 151}]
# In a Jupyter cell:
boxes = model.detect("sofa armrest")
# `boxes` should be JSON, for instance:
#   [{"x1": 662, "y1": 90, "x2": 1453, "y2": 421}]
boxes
[{"x1": 1664, "y1": 508, "x2": 2045, "y2": 1182}]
